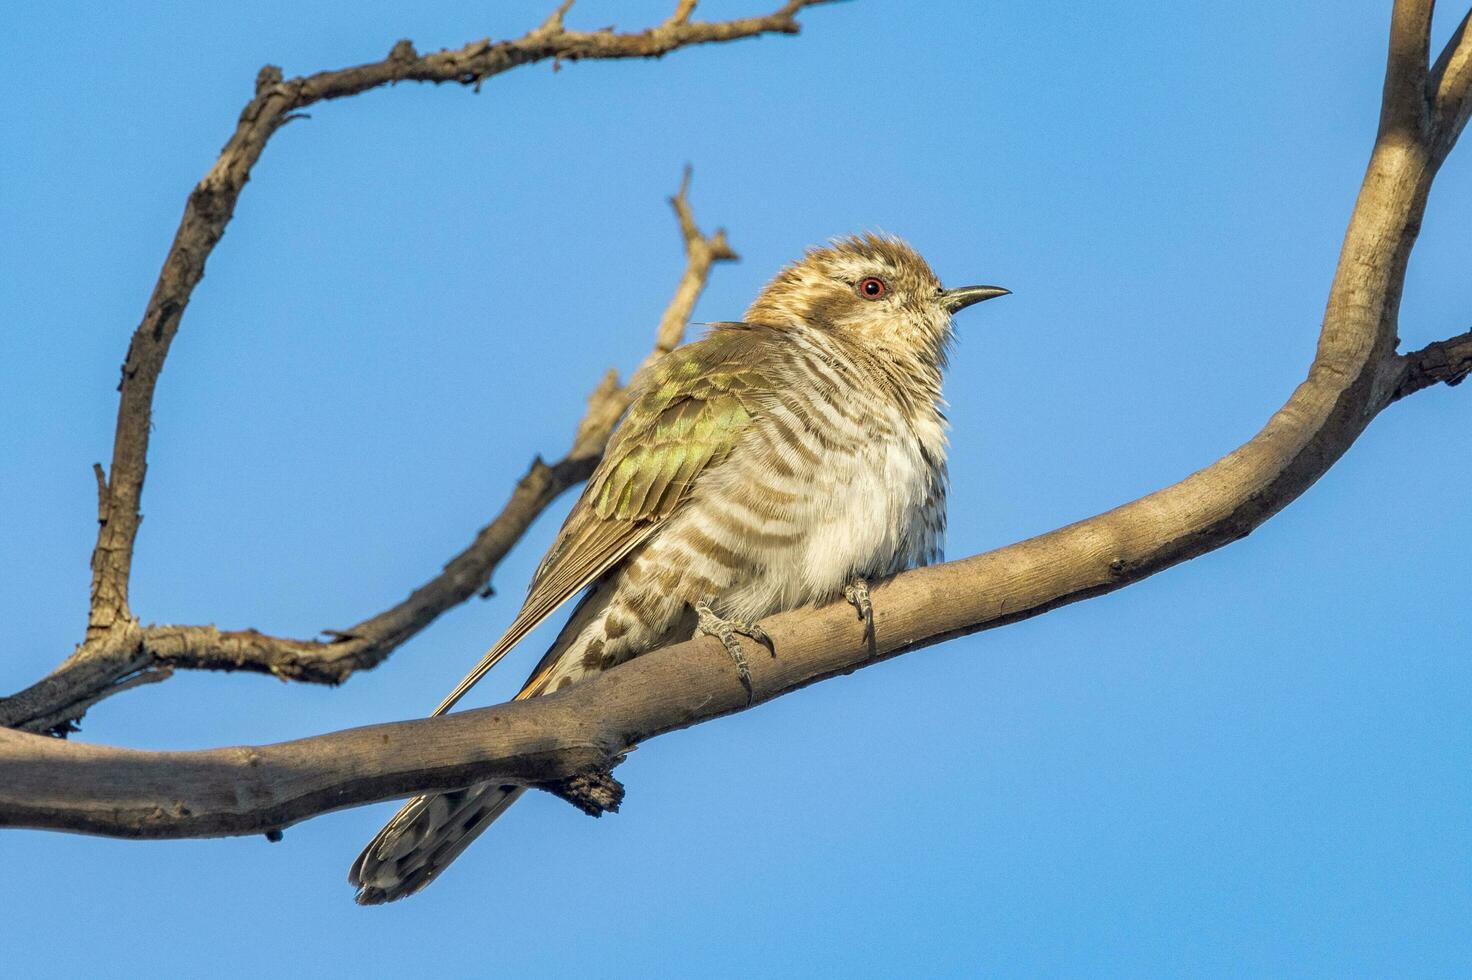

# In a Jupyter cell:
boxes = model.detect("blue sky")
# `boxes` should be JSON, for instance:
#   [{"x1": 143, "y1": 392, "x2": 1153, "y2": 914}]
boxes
[{"x1": 3, "y1": 1, "x2": 1470, "y2": 976}]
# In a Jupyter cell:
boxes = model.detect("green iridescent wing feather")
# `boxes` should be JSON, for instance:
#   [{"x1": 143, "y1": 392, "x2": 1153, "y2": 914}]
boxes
[
  {"x1": 587, "y1": 344, "x2": 766, "y2": 522},
  {"x1": 432, "y1": 329, "x2": 770, "y2": 714}
]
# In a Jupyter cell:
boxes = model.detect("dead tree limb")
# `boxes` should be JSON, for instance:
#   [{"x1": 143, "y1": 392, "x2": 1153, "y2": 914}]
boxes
[
  {"x1": 0, "y1": 179, "x2": 734, "y2": 733},
  {"x1": 4, "y1": 1, "x2": 1470, "y2": 841},
  {"x1": 0, "y1": 3, "x2": 803, "y2": 735}
]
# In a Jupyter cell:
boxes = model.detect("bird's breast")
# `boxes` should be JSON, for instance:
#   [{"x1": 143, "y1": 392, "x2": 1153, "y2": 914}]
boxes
[
  {"x1": 793, "y1": 429, "x2": 941, "y2": 585},
  {"x1": 671, "y1": 388, "x2": 947, "y2": 623}
]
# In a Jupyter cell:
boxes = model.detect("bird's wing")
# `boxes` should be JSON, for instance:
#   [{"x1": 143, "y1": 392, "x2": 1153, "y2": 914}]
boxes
[{"x1": 431, "y1": 329, "x2": 771, "y2": 715}]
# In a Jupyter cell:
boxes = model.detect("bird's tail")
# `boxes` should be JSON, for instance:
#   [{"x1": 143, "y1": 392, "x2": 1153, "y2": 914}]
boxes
[
  {"x1": 349, "y1": 780, "x2": 526, "y2": 904},
  {"x1": 349, "y1": 588, "x2": 617, "y2": 904}
]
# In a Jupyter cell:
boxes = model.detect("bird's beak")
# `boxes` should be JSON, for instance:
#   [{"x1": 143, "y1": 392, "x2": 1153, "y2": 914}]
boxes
[{"x1": 940, "y1": 284, "x2": 1011, "y2": 314}]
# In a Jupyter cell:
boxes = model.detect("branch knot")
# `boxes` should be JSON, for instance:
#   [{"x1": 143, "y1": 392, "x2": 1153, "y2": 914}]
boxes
[
  {"x1": 538, "y1": 765, "x2": 626, "y2": 816},
  {"x1": 254, "y1": 65, "x2": 283, "y2": 96}
]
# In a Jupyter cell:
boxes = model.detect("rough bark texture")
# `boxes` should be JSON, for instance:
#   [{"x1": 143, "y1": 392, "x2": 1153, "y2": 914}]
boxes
[{"x1": 3, "y1": 0, "x2": 1470, "y2": 841}]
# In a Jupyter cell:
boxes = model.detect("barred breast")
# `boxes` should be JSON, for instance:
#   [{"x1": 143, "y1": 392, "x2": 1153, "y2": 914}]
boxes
[
  {"x1": 675, "y1": 325, "x2": 947, "y2": 623},
  {"x1": 527, "y1": 325, "x2": 948, "y2": 692}
]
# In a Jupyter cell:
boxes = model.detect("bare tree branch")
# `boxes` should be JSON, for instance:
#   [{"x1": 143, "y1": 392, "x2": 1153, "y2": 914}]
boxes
[
  {"x1": 0, "y1": 0, "x2": 804, "y2": 734},
  {"x1": 641, "y1": 166, "x2": 739, "y2": 374},
  {"x1": 1380, "y1": 0, "x2": 1435, "y2": 142},
  {"x1": 1392, "y1": 329, "x2": 1472, "y2": 400},
  {"x1": 1429, "y1": 7, "x2": 1472, "y2": 159},
  {"x1": 0, "y1": 175, "x2": 736, "y2": 735},
  {"x1": 5, "y1": 0, "x2": 1470, "y2": 843},
  {"x1": 6, "y1": 4, "x2": 1472, "y2": 842},
  {"x1": 85, "y1": 0, "x2": 824, "y2": 641},
  {"x1": 0, "y1": 687, "x2": 631, "y2": 838}
]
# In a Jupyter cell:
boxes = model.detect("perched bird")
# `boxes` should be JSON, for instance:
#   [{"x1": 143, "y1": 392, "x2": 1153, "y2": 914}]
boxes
[{"x1": 349, "y1": 234, "x2": 1007, "y2": 903}]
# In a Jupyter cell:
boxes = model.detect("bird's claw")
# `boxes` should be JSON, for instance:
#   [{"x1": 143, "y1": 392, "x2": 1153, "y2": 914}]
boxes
[
  {"x1": 845, "y1": 577, "x2": 876, "y2": 653},
  {"x1": 695, "y1": 599, "x2": 772, "y2": 703}
]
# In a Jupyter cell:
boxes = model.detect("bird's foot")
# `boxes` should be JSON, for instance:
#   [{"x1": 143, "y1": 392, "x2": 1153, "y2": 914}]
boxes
[
  {"x1": 844, "y1": 576, "x2": 876, "y2": 654},
  {"x1": 694, "y1": 599, "x2": 773, "y2": 703}
]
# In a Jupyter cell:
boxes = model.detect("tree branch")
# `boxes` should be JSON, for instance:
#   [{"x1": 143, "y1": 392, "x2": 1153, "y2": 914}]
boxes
[
  {"x1": 1391, "y1": 329, "x2": 1472, "y2": 400},
  {"x1": 0, "y1": 174, "x2": 736, "y2": 735},
  {"x1": 6, "y1": 2, "x2": 1472, "y2": 839},
  {"x1": 1429, "y1": 6, "x2": 1472, "y2": 160},
  {"x1": 642, "y1": 166, "x2": 739, "y2": 372},
  {"x1": 0, "y1": 0, "x2": 792, "y2": 735},
  {"x1": 85, "y1": 0, "x2": 824, "y2": 641},
  {"x1": 1380, "y1": 0, "x2": 1435, "y2": 142}
]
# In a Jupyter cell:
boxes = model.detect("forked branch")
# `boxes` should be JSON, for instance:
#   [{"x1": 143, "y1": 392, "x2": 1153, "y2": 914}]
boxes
[
  {"x1": 1429, "y1": 7, "x2": 1472, "y2": 158},
  {"x1": 0, "y1": 0, "x2": 809, "y2": 734},
  {"x1": 0, "y1": 175, "x2": 737, "y2": 735},
  {"x1": 3, "y1": 3, "x2": 1470, "y2": 840}
]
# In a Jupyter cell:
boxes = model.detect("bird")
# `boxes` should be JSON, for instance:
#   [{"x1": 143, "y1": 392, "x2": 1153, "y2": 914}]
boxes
[{"x1": 349, "y1": 234, "x2": 1008, "y2": 903}]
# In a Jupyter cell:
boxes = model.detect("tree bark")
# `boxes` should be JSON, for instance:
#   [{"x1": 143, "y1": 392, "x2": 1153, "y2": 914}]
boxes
[
  {"x1": 3, "y1": 0, "x2": 1470, "y2": 842},
  {"x1": 0, "y1": 2, "x2": 798, "y2": 734}
]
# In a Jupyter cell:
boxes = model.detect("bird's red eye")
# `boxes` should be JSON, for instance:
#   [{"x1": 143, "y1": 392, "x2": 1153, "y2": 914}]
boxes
[{"x1": 857, "y1": 277, "x2": 887, "y2": 299}]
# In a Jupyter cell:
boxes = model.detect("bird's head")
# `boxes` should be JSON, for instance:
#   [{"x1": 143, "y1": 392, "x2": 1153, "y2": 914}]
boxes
[{"x1": 743, "y1": 234, "x2": 1008, "y2": 369}]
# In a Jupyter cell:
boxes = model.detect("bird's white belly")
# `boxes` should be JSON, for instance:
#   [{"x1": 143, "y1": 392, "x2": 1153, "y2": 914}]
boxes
[
  {"x1": 716, "y1": 430, "x2": 940, "y2": 622},
  {"x1": 793, "y1": 437, "x2": 928, "y2": 586}
]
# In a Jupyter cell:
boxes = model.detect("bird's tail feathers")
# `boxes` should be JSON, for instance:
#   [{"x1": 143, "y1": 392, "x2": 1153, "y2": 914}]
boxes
[
  {"x1": 430, "y1": 615, "x2": 538, "y2": 717},
  {"x1": 348, "y1": 593, "x2": 617, "y2": 904},
  {"x1": 350, "y1": 781, "x2": 526, "y2": 904}
]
